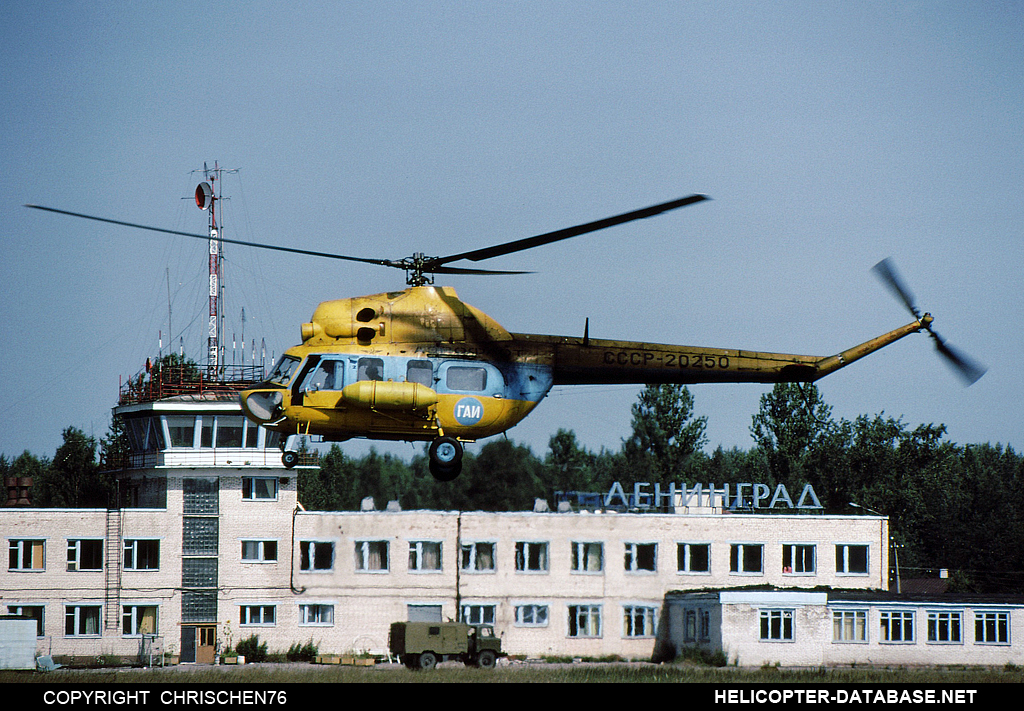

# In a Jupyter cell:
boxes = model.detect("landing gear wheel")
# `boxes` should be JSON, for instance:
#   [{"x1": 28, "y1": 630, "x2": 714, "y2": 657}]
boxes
[
  {"x1": 282, "y1": 451, "x2": 298, "y2": 469},
  {"x1": 428, "y1": 437, "x2": 463, "y2": 481},
  {"x1": 418, "y1": 651, "x2": 437, "y2": 671},
  {"x1": 476, "y1": 650, "x2": 497, "y2": 669}
]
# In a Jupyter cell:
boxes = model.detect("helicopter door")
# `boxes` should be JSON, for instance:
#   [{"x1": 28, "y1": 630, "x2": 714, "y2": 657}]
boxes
[{"x1": 297, "y1": 357, "x2": 346, "y2": 409}]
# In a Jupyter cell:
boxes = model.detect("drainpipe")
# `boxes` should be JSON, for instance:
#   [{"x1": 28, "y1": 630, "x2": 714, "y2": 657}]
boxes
[
  {"x1": 291, "y1": 503, "x2": 306, "y2": 594},
  {"x1": 455, "y1": 512, "x2": 462, "y2": 621}
]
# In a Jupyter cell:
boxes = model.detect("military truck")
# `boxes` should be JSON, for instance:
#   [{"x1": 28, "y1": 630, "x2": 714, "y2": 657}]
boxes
[{"x1": 389, "y1": 621, "x2": 504, "y2": 670}]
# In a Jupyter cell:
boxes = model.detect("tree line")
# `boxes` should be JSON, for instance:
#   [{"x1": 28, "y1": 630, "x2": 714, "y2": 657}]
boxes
[{"x1": 3, "y1": 383, "x2": 1022, "y2": 592}]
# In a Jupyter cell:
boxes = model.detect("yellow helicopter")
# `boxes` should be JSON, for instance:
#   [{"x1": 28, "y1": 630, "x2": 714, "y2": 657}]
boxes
[{"x1": 27, "y1": 196, "x2": 984, "y2": 480}]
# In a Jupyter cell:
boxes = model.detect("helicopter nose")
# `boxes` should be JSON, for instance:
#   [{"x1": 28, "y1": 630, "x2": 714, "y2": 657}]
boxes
[{"x1": 242, "y1": 390, "x2": 284, "y2": 422}]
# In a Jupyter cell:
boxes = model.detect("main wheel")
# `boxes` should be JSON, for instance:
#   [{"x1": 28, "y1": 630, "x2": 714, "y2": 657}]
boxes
[
  {"x1": 418, "y1": 651, "x2": 437, "y2": 671},
  {"x1": 428, "y1": 437, "x2": 463, "y2": 481},
  {"x1": 476, "y1": 650, "x2": 497, "y2": 669},
  {"x1": 282, "y1": 451, "x2": 298, "y2": 469}
]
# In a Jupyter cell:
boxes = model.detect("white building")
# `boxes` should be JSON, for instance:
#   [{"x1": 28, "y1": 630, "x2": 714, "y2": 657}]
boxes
[
  {"x1": 5, "y1": 388, "x2": 1018, "y2": 666},
  {"x1": 666, "y1": 589, "x2": 1024, "y2": 667}
]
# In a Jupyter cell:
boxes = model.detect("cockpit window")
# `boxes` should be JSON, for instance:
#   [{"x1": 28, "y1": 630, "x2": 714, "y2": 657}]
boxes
[
  {"x1": 446, "y1": 366, "x2": 487, "y2": 391},
  {"x1": 357, "y1": 358, "x2": 384, "y2": 382},
  {"x1": 268, "y1": 356, "x2": 300, "y2": 386}
]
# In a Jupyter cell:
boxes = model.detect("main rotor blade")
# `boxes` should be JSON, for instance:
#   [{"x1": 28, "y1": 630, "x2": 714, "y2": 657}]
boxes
[
  {"x1": 930, "y1": 330, "x2": 987, "y2": 385},
  {"x1": 433, "y1": 194, "x2": 709, "y2": 266},
  {"x1": 872, "y1": 258, "x2": 919, "y2": 318},
  {"x1": 431, "y1": 265, "x2": 534, "y2": 276},
  {"x1": 25, "y1": 204, "x2": 391, "y2": 268}
]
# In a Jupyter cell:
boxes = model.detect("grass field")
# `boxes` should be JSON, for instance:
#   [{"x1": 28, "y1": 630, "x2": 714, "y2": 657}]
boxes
[{"x1": 3, "y1": 662, "x2": 1023, "y2": 684}]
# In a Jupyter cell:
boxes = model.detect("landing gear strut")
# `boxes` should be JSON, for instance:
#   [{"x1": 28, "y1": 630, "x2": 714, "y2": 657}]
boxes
[
  {"x1": 428, "y1": 436, "x2": 463, "y2": 481},
  {"x1": 282, "y1": 434, "x2": 301, "y2": 469}
]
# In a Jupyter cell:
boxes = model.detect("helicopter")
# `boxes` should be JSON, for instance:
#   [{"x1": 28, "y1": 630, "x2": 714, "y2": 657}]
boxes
[{"x1": 26, "y1": 195, "x2": 985, "y2": 480}]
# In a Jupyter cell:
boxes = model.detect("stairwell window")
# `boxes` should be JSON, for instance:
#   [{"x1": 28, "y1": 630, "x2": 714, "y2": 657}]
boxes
[{"x1": 67, "y1": 539, "x2": 103, "y2": 571}]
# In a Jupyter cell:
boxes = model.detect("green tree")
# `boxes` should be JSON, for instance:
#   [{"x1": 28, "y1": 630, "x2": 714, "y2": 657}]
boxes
[
  {"x1": 543, "y1": 429, "x2": 599, "y2": 493},
  {"x1": 622, "y1": 384, "x2": 707, "y2": 485},
  {"x1": 34, "y1": 427, "x2": 110, "y2": 508},
  {"x1": 750, "y1": 383, "x2": 833, "y2": 484},
  {"x1": 463, "y1": 440, "x2": 545, "y2": 512}
]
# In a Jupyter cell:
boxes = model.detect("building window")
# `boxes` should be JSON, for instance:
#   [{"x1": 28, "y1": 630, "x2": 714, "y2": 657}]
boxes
[
  {"x1": 242, "y1": 477, "x2": 278, "y2": 500},
  {"x1": 700, "y1": 610, "x2": 711, "y2": 641},
  {"x1": 730, "y1": 543, "x2": 763, "y2": 574},
  {"x1": 122, "y1": 605, "x2": 158, "y2": 636},
  {"x1": 354, "y1": 540, "x2": 389, "y2": 572},
  {"x1": 571, "y1": 542, "x2": 603, "y2": 573},
  {"x1": 782, "y1": 544, "x2": 815, "y2": 574},
  {"x1": 460, "y1": 542, "x2": 495, "y2": 572},
  {"x1": 408, "y1": 541, "x2": 442, "y2": 572},
  {"x1": 568, "y1": 605, "x2": 602, "y2": 638},
  {"x1": 242, "y1": 540, "x2": 278, "y2": 563},
  {"x1": 7, "y1": 605, "x2": 44, "y2": 637},
  {"x1": 515, "y1": 542, "x2": 549, "y2": 572},
  {"x1": 65, "y1": 605, "x2": 101, "y2": 637},
  {"x1": 462, "y1": 605, "x2": 495, "y2": 625},
  {"x1": 299, "y1": 604, "x2": 335, "y2": 626},
  {"x1": 677, "y1": 543, "x2": 710, "y2": 573},
  {"x1": 833, "y1": 610, "x2": 867, "y2": 643},
  {"x1": 623, "y1": 605, "x2": 657, "y2": 638},
  {"x1": 239, "y1": 605, "x2": 276, "y2": 626},
  {"x1": 67, "y1": 540, "x2": 103, "y2": 571},
  {"x1": 514, "y1": 604, "x2": 549, "y2": 627},
  {"x1": 300, "y1": 541, "x2": 334, "y2": 571},
  {"x1": 9, "y1": 539, "x2": 45, "y2": 571},
  {"x1": 124, "y1": 540, "x2": 160, "y2": 570},
  {"x1": 927, "y1": 611, "x2": 962, "y2": 644},
  {"x1": 836, "y1": 544, "x2": 869, "y2": 574},
  {"x1": 684, "y1": 610, "x2": 698, "y2": 642},
  {"x1": 624, "y1": 543, "x2": 657, "y2": 572},
  {"x1": 759, "y1": 609, "x2": 794, "y2": 642},
  {"x1": 975, "y1": 612, "x2": 1010, "y2": 645},
  {"x1": 880, "y1": 611, "x2": 915, "y2": 643}
]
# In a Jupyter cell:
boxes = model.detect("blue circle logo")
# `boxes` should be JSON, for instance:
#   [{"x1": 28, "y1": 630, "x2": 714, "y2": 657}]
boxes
[{"x1": 454, "y1": 397, "x2": 484, "y2": 425}]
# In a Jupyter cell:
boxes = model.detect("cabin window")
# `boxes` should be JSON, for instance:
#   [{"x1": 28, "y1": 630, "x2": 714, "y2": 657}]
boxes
[
  {"x1": 446, "y1": 366, "x2": 487, "y2": 391},
  {"x1": 407, "y1": 360, "x2": 433, "y2": 387},
  {"x1": 357, "y1": 358, "x2": 384, "y2": 381}
]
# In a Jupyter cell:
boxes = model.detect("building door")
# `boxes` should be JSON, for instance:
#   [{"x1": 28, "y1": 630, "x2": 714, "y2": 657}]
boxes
[
  {"x1": 197, "y1": 626, "x2": 217, "y2": 664},
  {"x1": 180, "y1": 627, "x2": 196, "y2": 663}
]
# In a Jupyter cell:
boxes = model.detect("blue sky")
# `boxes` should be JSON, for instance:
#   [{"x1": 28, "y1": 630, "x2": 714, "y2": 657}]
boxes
[{"x1": 2, "y1": 2, "x2": 1022, "y2": 462}]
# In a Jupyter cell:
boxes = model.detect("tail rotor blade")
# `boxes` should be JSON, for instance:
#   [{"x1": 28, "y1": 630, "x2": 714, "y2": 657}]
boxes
[
  {"x1": 930, "y1": 331, "x2": 987, "y2": 386},
  {"x1": 872, "y1": 258, "x2": 919, "y2": 319}
]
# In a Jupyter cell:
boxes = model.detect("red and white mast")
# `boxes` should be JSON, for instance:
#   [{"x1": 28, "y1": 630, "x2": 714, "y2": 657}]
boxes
[{"x1": 195, "y1": 162, "x2": 225, "y2": 375}]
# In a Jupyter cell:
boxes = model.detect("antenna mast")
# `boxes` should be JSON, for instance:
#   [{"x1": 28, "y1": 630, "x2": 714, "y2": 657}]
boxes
[{"x1": 195, "y1": 162, "x2": 229, "y2": 375}]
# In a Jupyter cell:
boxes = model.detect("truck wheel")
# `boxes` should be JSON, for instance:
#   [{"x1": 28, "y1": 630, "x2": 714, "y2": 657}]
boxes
[
  {"x1": 477, "y1": 650, "x2": 497, "y2": 669},
  {"x1": 418, "y1": 651, "x2": 437, "y2": 670}
]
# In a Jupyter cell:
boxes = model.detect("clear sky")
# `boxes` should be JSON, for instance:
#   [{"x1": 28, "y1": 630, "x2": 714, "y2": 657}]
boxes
[{"x1": 2, "y1": 2, "x2": 1021, "y2": 463}]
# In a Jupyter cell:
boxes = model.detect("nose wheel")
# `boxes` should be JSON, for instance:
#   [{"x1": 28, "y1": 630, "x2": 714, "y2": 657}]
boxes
[
  {"x1": 282, "y1": 434, "x2": 302, "y2": 469},
  {"x1": 428, "y1": 436, "x2": 463, "y2": 481}
]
